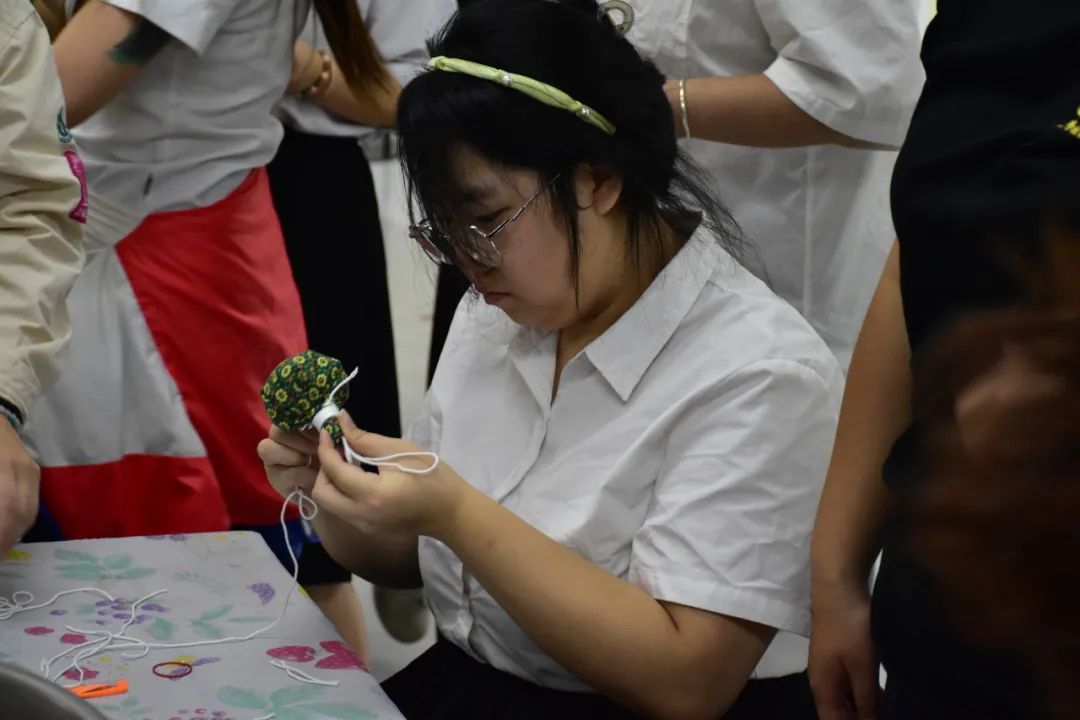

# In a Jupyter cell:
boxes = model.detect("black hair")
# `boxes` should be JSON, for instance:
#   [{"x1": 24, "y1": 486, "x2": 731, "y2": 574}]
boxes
[
  {"x1": 397, "y1": 0, "x2": 741, "y2": 286},
  {"x1": 313, "y1": 0, "x2": 389, "y2": 93}
]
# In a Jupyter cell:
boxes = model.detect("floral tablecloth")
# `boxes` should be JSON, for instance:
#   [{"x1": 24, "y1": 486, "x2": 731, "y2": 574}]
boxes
[{"x1": 0, "y1": 532, "x2": 404, "y2": 720}]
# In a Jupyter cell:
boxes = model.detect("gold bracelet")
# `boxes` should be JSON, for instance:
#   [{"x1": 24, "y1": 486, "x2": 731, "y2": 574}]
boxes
[
  {"x1": 302, "y1": 50, "x2": 333, "y2": 100},
  {"x1": 679, "y1": 79, "x2": 692, "y2": 139}
]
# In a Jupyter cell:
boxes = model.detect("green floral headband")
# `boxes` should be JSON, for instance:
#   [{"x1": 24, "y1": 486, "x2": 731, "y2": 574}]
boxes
[{"x1": 426, "y1": 55, "x2": 616, "y2": 135}]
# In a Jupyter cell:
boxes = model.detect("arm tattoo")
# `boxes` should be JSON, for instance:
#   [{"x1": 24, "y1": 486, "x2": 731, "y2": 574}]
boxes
[{"x1": 107, "y1": 18, "x2": 171, "y2": 67}]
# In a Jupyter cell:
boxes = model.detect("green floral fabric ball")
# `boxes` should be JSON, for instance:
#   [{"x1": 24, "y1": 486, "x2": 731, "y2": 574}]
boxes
[{"x1": 262, "y1": 350, "x2": 349, "y2": 441}]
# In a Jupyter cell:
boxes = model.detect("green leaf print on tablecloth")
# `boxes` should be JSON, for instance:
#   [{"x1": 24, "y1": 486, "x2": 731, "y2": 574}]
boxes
[
  {"x1": 219, "y1": 685, "x2": 376, "y2": 719},
  {"x1": 53, "y1": 549, "x2": 156, "y2": 582},
  {"x1": 99, "y1": 695, "x2": 154, "y2": 719}
]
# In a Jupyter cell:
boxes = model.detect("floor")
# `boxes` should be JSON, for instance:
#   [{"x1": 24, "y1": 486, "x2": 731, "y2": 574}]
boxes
[{"x1": 350, "y1": 158, "x2": 439, "y2": 682}]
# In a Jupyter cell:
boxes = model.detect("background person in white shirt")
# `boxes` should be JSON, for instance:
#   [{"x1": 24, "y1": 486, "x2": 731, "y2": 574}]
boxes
[
  {"x1": 261, "y1": 1, "x2": 843, "y2": 717},
  {"x1": 21, "y1": 0, "x2": 390, "y2": 647},
  {"x1": 629, "y1": 0, "x2": 924, "y2": 372},
  {"x1": 626, "y1": 1, "x2": 923, "y2": 682}
]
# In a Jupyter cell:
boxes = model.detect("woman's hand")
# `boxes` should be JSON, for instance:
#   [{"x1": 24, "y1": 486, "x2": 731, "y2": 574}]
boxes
[
  {"x1": 259, "y1": 422, "x2": 425, "y2": 589},
  {"x1": 287, "y1": 40, "x2": 322, "y2": 96},
  {"x1": 312, "y1": 412, "x2": 472, "y2": 539},
  {"x1": 0, "y1": 419, "x2": 40, "y2": 555},
  {"x1": 809, "y1": 578, "x2": 881, "y2": 720},
  {"x1": 258, "y1": 426, "x2": 320, "y2": 499}
]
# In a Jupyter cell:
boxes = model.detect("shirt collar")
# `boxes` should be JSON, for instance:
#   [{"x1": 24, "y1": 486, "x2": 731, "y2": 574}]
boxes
[
  {"x1": 506, "y1": 226, "x2": 726, "y2": 407},
  {"x1": 585, "y1": 227, "x2": 724, "y2": 402},
  {"x1": 508, "y1": 325, "x2": 557, "y2": 412}
]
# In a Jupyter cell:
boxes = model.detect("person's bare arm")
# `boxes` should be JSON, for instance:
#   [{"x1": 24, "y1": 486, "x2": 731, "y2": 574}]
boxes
[
  {"x1": 53, "y1": 0, "x2": 171, "y2": 127},
  {"x1": 664, "y1": 75, "x2": 877, "y2": 148},
  {"x1": 288, "y1": 40, "x2": 400, "y2": 128},
  {"x1": 809, "y1": 242, "x2": 911, "y2": 720}
]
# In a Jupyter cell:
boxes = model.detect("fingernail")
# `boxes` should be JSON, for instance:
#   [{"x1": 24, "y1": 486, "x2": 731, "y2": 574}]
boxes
[{"x1": 339, "y1": 411, "x2": 356, "y2": 431}]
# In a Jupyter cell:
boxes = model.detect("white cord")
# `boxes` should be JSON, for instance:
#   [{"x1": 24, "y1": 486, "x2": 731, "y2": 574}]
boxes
[
  {"x1": 342, "y1": 445, "x2": 440, "y2": 475},
  {"x1": 43, "y1": 589, "x2": 169, "y2": 682},
  {"x1": 312, "y1": 367, "x2": 440, "y2": 475},
  {"x1": 269, "y1": 659, "x2": 339, "y2": 687},
  {"x1": 0, "y1": 588, "x2": 116, "y2": 621}
]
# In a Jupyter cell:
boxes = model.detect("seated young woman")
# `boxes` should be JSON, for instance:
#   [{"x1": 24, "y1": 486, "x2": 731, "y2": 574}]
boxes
[{"x1": 260, "y1": 1, "x2": 843, "y2": 717}]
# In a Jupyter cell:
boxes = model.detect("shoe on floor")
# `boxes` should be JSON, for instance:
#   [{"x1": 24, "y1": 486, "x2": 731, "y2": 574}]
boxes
[{"x1": 374, "y1": 586, "x2": 431, "y2": 644}]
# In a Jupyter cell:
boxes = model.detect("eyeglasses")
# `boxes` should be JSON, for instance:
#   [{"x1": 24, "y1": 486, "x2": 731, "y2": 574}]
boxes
[{"x1": 408, "y1": 174, "x2": 561, "y2": 269}]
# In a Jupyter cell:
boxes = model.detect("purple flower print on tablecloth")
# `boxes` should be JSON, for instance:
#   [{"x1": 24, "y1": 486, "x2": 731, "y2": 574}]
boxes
[{"x1": 247, "y1": 583, "x2": 274, "y2": 606}]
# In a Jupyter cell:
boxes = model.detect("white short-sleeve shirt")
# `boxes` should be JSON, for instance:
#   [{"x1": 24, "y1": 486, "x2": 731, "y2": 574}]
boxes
[
  {"x1": 70, "y1": 0, "x2": 310, "y2": 214},
  {"x1": 409, "y1": 227, "x2": 844, "y2": 689},
  {"x1": 628, "y1": 0, "x2": 925, "y2": 369}
]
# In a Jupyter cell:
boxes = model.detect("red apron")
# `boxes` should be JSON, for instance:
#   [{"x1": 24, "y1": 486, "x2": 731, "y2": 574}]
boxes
[{"x1": 35, "y1": 169, "x2": 305, "y2": 538}]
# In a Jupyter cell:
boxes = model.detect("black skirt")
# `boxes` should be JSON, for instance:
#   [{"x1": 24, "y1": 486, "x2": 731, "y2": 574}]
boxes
[
  {"x1": 383, "y1": 635, "x2": 819, "y2": 719},
  {"x1": 267, "y1": 128, "x2": 401, "y2": 439}
]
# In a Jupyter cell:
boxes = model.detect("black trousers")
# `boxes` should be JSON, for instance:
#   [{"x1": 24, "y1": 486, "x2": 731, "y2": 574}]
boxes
[
  {"x1": 268, "y1": 128, "x2": 401, "y2": 585},
  {"x1": 384, "y1": 635, "x2": 820, "y2": 719},
  {"x1": 882, "y1": 676, "x2": 948, "y2": 720}
]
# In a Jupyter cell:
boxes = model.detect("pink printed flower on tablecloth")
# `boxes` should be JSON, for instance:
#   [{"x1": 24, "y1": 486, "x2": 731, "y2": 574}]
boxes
[
  {"x1": 265, "y1": 645, "x2": 315, "y2": 663},
  {"x1": 60, "y1": 633, "x2": 87, "y2": 645},
  {"x1": 25, "y1": 626, "x2": 54, "y2": 636},
  {"x1": 61, "y1": 668, "x2": 99, "y2": 681},
  {"x1": 315, "y1": 640, "x2": 368, "y2": 671}
]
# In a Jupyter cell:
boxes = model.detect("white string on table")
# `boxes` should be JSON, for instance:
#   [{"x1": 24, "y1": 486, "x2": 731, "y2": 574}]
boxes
[
  {"x1": 43, "y1": 588, "x2": 170, "y2": 683},
  {"x1": 0, "y1": 587, "x2": 116, "y2": 621},
  {"x1": 269, "y1": 659, "x2": 339, "y2": 687}
]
